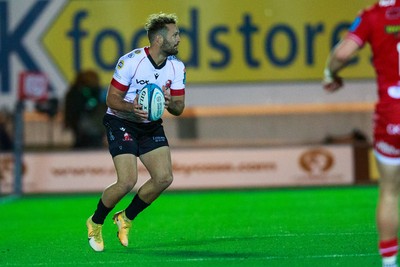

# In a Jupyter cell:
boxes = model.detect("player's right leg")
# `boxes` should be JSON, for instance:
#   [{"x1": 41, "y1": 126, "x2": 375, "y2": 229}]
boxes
[
  {"x1": 86, "y1": 114, "x2": 141, "y2": 251},
  {"x1": 108, "y1": 154, "x2": 139, "y2": 247},
  {"x1": 87, "y1": 154, "x2": 138, "y2": 251},
  {"x1": 86, "y1": 215, "x2": 104, "y2": 252}
]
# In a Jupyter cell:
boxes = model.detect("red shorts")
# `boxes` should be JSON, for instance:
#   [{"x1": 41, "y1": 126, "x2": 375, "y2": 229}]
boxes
[{"x1": 373, "y1": 103, "x2": 400, "y2": 160}]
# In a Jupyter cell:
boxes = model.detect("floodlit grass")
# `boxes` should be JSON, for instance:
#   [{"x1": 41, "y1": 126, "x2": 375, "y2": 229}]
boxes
[{"x1": 0, "y1": 186, "x2": 380, "y2": 266}]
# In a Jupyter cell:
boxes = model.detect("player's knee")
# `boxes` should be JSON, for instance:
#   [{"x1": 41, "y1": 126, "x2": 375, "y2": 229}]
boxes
[
  {"x1": 116, "y1": 179, "x2": 136, "y2": 194},
  {"x1": 157, "y1": 174, "x2": 173, "y2": 190}
]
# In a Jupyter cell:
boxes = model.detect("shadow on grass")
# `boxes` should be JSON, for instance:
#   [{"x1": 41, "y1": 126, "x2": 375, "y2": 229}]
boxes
[
  {"x1": 137, "y1": 249, "x2": 262, "y2": 259},
  {"x1": 111, "y1": 235, "x2": 271, "y2": 260}
]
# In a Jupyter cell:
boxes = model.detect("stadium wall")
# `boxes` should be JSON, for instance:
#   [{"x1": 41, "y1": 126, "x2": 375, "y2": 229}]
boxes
[{"x1": 0, "y1": 145, "x2": 355, "y2": 194}]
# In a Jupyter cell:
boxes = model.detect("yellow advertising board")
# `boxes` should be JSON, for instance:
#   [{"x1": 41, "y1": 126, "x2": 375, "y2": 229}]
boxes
[{"x1": 43, "y1": 0, "x2": 376, "y2": 84}]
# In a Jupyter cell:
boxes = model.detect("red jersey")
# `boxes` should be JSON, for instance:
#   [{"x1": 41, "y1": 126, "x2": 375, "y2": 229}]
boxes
[{"x1": 347, "y1": 0, "x2": 400, "y2": 103}]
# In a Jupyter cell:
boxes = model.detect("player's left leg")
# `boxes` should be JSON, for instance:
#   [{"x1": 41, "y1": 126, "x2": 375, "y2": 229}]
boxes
[
  {"x1": 113, "y1": 146, "x2": 173, "y2": 247},
  {"x1": 137, "y1": 146, "x2": 173, "y2": 203},
  {"x1": 376, "y1": 159, "x2": 400, "y2": 267}
]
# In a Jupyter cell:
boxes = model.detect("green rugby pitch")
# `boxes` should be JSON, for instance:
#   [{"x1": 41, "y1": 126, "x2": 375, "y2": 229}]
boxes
[{"x1": 0, "y1": 185, "x2": 381, "y2": 266}]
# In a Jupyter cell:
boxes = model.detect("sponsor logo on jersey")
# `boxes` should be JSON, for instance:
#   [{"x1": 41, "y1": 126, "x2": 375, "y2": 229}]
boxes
[
  {"x1": 387, "y1": 124, "x2": 400, "y2": 135},
  {"x1": 385, "y1": 25, "x2": 400, "y2": 34},
  {"x1": 380, "y1": 0, "x2": 396, "y2": 7},
  {"x1": 136, "y1": 79, "x2": 149, "y2": 85},
  {"x1": 388, "y1": 85, "x2": 400, "y2": 98},
  {"x1": 376, "y1": 141, "x2": 400, "y2": 156},
  {"x1": 385, "y1": 7, "x2": 400, "y2": 20}
]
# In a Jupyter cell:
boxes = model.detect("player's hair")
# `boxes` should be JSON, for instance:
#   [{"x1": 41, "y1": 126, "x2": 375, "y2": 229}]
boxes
[{"x1": 145, "y1": 12, "x2": 178, "y2": 43}]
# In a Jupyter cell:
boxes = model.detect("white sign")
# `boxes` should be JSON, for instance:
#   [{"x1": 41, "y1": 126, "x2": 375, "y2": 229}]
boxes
[{"x1": 0, "y1": 145, "x2": 354, "y2": 194}]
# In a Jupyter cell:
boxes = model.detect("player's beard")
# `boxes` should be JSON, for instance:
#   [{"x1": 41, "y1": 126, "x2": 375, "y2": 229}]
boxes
[{"x1": 161, "y1": 40, "x2": 178, "y2": 56}]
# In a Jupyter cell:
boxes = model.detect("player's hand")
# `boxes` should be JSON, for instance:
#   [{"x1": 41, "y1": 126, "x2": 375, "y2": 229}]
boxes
[
  {"x1": 322, "y1": 70, "x2": 343, "y2": 92},
  {"x1": 132, "y1": 94, "x2": 148, "y2": 121},
  {"x1": 163, "y1": 85, "x2": 171, "y2": 109},
  {"x1": 323, "y1": 76, "x2": 343, "y2": 92}
]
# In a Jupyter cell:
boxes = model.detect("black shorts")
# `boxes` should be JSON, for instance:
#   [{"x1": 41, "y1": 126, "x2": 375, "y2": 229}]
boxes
[{"x1": 103, "y1": 114, "x2": 169, "y2": 157}]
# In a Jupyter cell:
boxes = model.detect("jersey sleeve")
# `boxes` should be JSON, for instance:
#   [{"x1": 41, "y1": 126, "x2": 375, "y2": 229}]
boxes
[
  {"x1": 346, "y1": 9, "x2": 371, "y2": 47},
  {"x1": 112, "y1": 53, "x2": 137, "y2": 91},
  {"x1": 170, "y1": 59, "x2": 186, "y2": 96}
]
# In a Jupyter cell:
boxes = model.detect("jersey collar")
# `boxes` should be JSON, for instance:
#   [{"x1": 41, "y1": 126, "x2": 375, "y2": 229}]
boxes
[{"x1": 145, "y1": 47, "x2": 167, "y2": 69}]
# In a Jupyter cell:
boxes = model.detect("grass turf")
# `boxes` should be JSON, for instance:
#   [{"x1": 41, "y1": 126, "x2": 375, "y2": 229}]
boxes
[{"x1": 0, "y1": 186, "x2": 381, "y2": 266}]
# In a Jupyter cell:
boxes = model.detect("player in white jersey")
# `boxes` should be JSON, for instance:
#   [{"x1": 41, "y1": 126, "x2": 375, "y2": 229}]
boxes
[
  {"x1": 107, "y1": 47, "x2": 185, "y2": 122},
  {"x1": 86, "y1": 13, "x2": 186, "y2": 252}
]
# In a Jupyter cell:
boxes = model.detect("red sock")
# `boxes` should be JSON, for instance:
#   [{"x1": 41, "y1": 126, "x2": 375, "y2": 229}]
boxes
[{"x1": 380, "y1": 238, "x2": 398, "y2": 257}]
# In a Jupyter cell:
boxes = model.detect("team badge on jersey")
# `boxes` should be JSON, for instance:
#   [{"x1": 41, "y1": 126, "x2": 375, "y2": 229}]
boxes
[{"x1": 117, "y1": 60, "x2": 124, "y2": 69}]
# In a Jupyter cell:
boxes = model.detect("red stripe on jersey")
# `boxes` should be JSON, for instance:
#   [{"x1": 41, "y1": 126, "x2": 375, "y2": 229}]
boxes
[
  {"x1": 171, "y1": 88, "x2": 185, "y2": 96},
  {"x1": 111, "y1": 78, "x2": 129, "y2": 91}
]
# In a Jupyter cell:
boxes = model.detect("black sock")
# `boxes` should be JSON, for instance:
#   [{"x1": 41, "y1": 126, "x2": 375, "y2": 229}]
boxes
[
  {"x1": 91, "y1": 199, "x2": 113, "y2": 224},
  {"x1": 125, "y1": 194, "x2": 150, "y2": 220}
]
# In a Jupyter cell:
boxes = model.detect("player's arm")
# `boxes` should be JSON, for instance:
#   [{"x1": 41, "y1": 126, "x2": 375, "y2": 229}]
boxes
[
  {"x1": 323, "y1": 38, "x2": 360, "y2": 92},
  {"x1": 165, "y1": 62, "x2": 186, "y2": 116},
  {"x1": 163, "y1": 84, "x2": 185, "y2": 116},
  {"x1": 167, "y1": 94, "x2": 185, "y2": 116},
  {"x1": 106, "y1": 83, "x2": 148, "y2": 120}
]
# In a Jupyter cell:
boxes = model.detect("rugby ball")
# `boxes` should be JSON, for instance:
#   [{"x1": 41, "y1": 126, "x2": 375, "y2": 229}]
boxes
[{"x1": 138, "y1": 83, "x2": 165, "y2": 121}]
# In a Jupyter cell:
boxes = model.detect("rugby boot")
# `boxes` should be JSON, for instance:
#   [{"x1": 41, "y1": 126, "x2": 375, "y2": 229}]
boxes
[
  {"x1": 86, "y1": 216, "x2": 104, "y2": 252},
  {"x1": 113, "y1": 210, "x2": 132, "y2": 247}
]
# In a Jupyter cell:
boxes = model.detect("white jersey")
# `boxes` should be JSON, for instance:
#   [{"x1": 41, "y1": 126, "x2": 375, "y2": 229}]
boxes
[{"x1": 106, "y1": 47, "x2": 186, "y2": 122}]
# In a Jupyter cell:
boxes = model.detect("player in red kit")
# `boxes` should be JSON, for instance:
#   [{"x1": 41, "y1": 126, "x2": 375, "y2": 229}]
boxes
[{"x1": 323, "y1": 1, "x2": 400, "y2": 266}]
